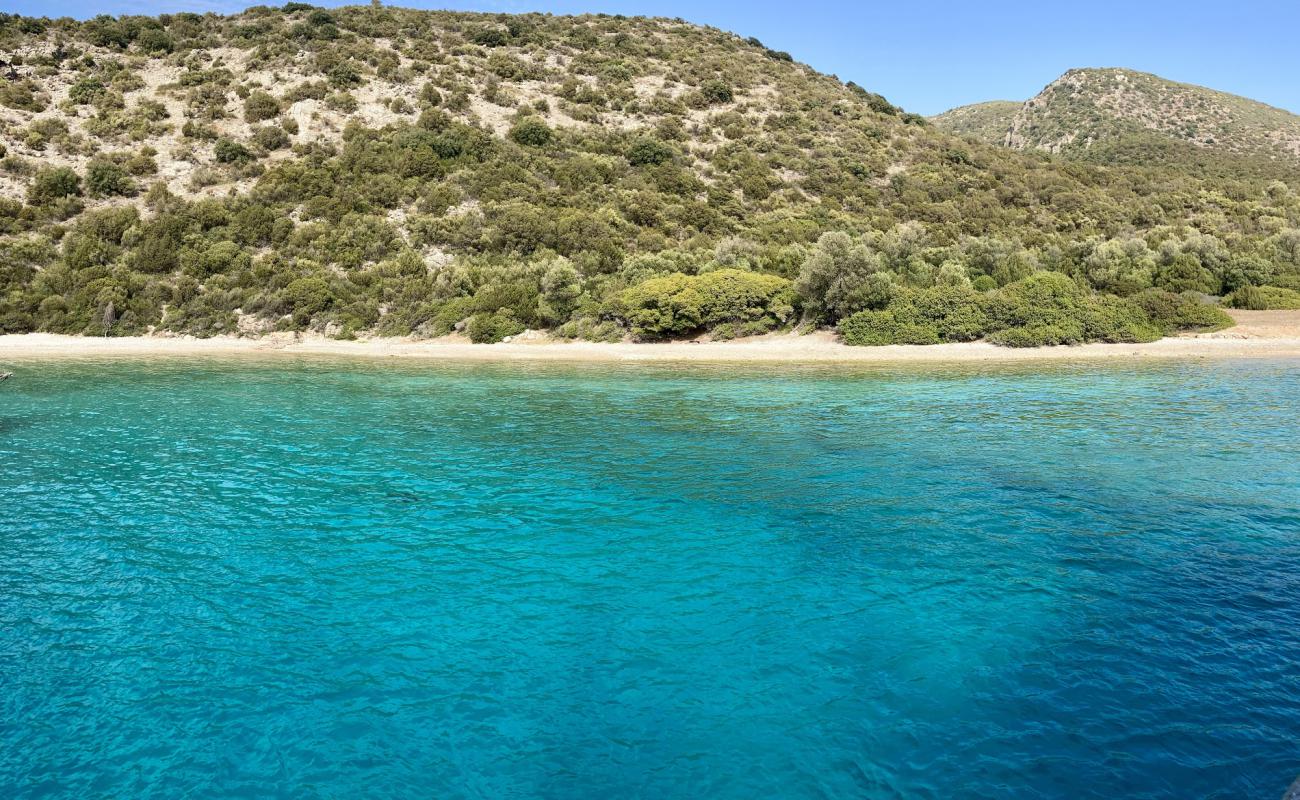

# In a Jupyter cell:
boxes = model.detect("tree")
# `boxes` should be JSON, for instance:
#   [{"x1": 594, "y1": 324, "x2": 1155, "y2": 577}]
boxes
[
  {"x1": 1082, "y1": 238, "x2": 1156, "y2": 296},
  {"x1": 795, "y1": 232, "x2": 884, "y2": 321},
  {"x1": 538, "y1": 258, "x2": 581, "y2": 325},
  {"x1": 100, "y1": 301, "x2": 116, "y2": 336}
]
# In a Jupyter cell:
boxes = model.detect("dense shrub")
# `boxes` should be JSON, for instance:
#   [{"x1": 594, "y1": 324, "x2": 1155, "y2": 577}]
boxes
[
  {"x1": 466, "y1": 311, "x2": 524, "y2": 343},
  {"x1": 470, "y1": 28, "x2": 508, "y2": 47},
  {"x1": 838, "y1": 309, "x2": 941, "y2": 346},
  {"x1": 841, "y1": 272, "x2": 1228, "y2": 347},
  {"x1": 0, "y1": 79, "x2": 46, "y2": 111},
  {"x1": 27, "y1": 167, "x2": 81, "y2": 205},
  {"x1": 987, "y1": 322, "x2": 1086, "y2": 347},
  {"x1": 214, "y1": 138, "x2": 254, "y2": 164},
  {"x1": 617, "y1": 268, "x2": 795, "y2": 340},
  {"x1": 85, "y1": 160, "x2": 134, "y2": 197},
  {"x1": 1130, "y1": 289, "x2": 1234, "y2": 331},
  {"x1": 1079, "y1": 297, "x2": 1162, "y2": 343},
  {"x1": 1225, "y1": 285, "x2": 1300, "y2": 310},
  {"x1": 244, "y1": 91, "x2": 281, "y2": 122},
  {"x1": 509, "y1": 117, "x2": 552, "y2": 147},
  {"x1": 700, "y1": 79, "x2": 734, "y2": 105},
  {"x1": 252, "y1": 126, "x2": 291, "y2": 151},
  {"x1": 135, "y1": 28, "x2": 173, "y2": 54},
  {"x1": 284, "y1": 276, "x2": 334, "y2": 326},
  {"x1": 626, "y1": 137, "x2": 674, "y2": 166}
]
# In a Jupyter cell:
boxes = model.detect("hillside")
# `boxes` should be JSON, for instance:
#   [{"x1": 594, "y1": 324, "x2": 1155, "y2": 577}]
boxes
[
  {"x1": 933, "y1": 69, "x2": 1300, "y2": 175},
  {"x1": 0, "y1": 9, "x2": 1298, "y2": 345},
  {"x1": 928, "y1": 100, "x2": 1019, "y2": 144}
]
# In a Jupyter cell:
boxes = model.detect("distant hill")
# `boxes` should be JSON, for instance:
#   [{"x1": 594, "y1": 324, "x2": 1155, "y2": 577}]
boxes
[
  {"x1": 932, "y1": 68, "x2": 1300, "y2": 176},
  {"x1": 928, "y1": 100, "x2": 1019, "y2": 144}
]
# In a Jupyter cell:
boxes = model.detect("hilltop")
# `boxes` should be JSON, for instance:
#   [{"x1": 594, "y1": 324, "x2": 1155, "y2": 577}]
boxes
[
  {"x1": 933, "y1": 68, "x2": 1300, "y2": 176},
  {"x1": 0, "y1": 9, "x2": 1297, "y2": 346}
]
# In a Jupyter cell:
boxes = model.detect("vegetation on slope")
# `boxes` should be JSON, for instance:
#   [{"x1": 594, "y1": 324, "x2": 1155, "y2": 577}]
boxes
[
  {"x1": 928, "y1": 101, "x2": 1018, "y2": 145},
  {"x1": 934, "y1": 68, "x2": 1300, "y2": 181},
  {"x1": 0, "y1": 10, "x2": 1296, "y2": 345}
]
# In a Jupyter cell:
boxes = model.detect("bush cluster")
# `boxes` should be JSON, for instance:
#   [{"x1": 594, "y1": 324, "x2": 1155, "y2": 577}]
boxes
[
  {"x1": 839, "y1": 272, "x2": 1230, "y2": 347},
  {"x1": 617, "y1": 268, "x2": 796, "y2": 340},
  {"x1": 1225, "y1": 285, "x2": 1300, "y2": 310}
]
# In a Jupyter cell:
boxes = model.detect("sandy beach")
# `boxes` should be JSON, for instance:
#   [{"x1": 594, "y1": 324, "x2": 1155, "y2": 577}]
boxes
[{"x1": 3, "y1": 310, "x2": 1300, "y2": 364}]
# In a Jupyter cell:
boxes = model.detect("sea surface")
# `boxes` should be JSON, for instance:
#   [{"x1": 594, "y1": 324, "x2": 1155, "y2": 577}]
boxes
[{"x1": 2, "y1": 356, "x2": 1299, "y2": 799}]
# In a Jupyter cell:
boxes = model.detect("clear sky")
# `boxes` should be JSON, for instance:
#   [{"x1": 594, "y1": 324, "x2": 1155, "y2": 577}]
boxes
[{"x1": 8, "y1": 0, "x2": 1299, "y2": 117}]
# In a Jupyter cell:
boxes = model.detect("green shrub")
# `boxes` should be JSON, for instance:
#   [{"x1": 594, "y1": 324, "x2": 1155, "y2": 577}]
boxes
[
  {"x1": 419, "y1": 83, "x2": 442, "y2": 107},
  {"x1": 286, "y1": 80, "x2": 328, "y2": 103},
  {"x1": 617, "y1": 268, "x2": 795, "y2": 340},
  {"x1": 700, "y1": 79, "x2": 734, "y2": 105},
  {"x1": 327, "y1": 63, "x2": 363, "y2": 89},
  {"x1": 0, "y1": 79, "x2": 46, "y2": 111},
  {"x1": 470, "y1": 28, "x2": 508, "y2": 47},
  {"x1": 27, "y1": 167, "x2": 81, "y2": 205},
  {"x1": 556, "y1": 316, "x2": 624, "y2": 342},
  {"x1": 67, "y1": 77, "x2": 106, "y2": 105},
  {"x1": 509, "y1": 117, "x2": 552, "y2": 147},
  {"x1": 284, "y1": 276, "x2": 334, "y2": 326},
  {"x1": 214, "y1": 138, "x2": 254, "y2": 164},
  {"x1": 1225, "y1": 285, "x2": 1300, "y2": 310},
  {"x1": 325, "y1": 92, "x2": 358, "y2": 113},
  {"x1": 838, "y1": 309, "x2": 940, "y2": 345},
  {"x1": 85, "y1": 160, "x2": 134, "y2": 197},
  {"x1": 987, "y1": 271, "x2": 1088, "y2": 328},
  {"x1": 838, "y1": 285, "x2": 987, "y2": 345},
  {"x1": 466, "y1": 311, "x2": 525, "y2": 343},
  {"x1": 988, "y1": 322, "x2": 1086, "y2": 347},
  {"x1": 627, "y1": 136, "x2": 675, "y2": 166},
  {"x1": 1080, "y1": 297, "x2": 1163, "y2": 343},
  {"x1": 909, "y1": 285, "x2": 992, "y2": 342},
  {"x1": 1129, "y1": 289, "x2": 1234, "y2": 332},
  {"x1": 252, "y1": 126, "x2": 291, "y2": 151},
  {"x1": 135, "y1": 28, "x2": 174, "y2": 54},
  {"x1": 244, "y1": 91, "x2": 281, "y2": 122},
  {"x1": 424, "y1": 297, "x2": 475, "y2": 336},
  {"x1": 839, "y1": 273, "x2": 1216, "y2": 347}
]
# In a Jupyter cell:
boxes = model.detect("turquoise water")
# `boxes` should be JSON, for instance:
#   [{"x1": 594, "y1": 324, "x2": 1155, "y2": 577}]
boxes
[{"x1": 2, "y1": 357, "x2": 1299, "y2": 799}]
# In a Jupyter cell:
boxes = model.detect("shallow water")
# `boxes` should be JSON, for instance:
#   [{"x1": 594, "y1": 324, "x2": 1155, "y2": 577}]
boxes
[{"x1": 2, "y1": 357, "x2": 1299, "y2": 799}]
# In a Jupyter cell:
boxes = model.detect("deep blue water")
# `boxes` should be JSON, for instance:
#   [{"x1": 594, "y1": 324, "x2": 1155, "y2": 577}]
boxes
[{"x1": 2, "y1": 357, "x2": 1299, "y2": 799}]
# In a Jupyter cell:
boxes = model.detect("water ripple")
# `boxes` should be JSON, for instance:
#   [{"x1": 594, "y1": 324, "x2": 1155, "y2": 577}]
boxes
[{"x1": 1, "y1": 358, "x2": 1299, "y2": 798}]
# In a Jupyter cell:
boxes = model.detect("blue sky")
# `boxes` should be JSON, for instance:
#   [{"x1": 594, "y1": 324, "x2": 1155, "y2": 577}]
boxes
[{"x1": 8, "y1": 0, "x2": 1299, "y2": 116}]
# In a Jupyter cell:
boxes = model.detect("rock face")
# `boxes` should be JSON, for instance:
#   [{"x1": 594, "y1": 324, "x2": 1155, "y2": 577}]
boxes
[{"x1": 934, "y1": 68, "x2": 1300, "y2": 168}]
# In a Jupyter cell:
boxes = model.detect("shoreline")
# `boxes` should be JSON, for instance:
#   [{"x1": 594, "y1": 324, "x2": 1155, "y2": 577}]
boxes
[{"x1": 5, "y1": 326, "x2": 1300, "y2": 364}]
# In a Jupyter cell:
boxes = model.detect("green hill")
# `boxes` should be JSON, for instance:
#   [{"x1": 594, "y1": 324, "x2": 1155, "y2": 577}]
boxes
[
  {"x1": 0, "y1": 10, "x2": 1297, "y2": 344},
  {"x1": 928, "y1": 100, "x2": 1019, "y2": 144},
  {"x1": 933, "y1": 68, "x2": 1300, "y2": 178}
]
